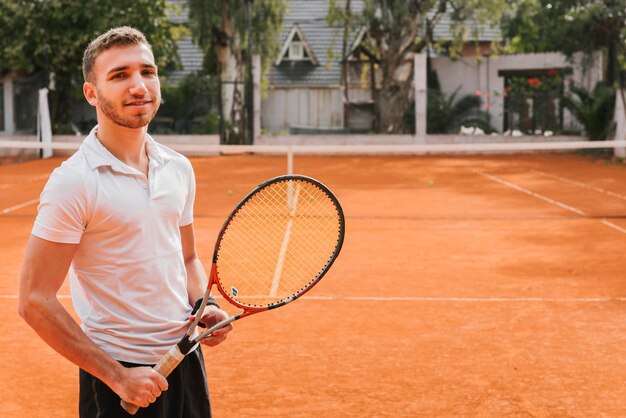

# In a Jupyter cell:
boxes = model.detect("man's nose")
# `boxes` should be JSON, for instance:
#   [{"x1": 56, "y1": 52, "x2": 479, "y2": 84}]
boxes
[{"x1": 129, "y1": 73, "x2": 148, "y2": 95}]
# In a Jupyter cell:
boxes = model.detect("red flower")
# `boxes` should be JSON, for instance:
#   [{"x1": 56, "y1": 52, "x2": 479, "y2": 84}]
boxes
[
  {"x1": 547, "y1": 69, "x2": 558, "y2": 78},
  {"x1": 475, "y1": 89, "x2": 482, "y2": 97},
  {"x1": 527, "y1": 78, "x2": 541, "y2": 87}
]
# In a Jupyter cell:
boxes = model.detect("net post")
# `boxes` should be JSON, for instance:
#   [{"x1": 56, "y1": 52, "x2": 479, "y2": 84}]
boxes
[
  {"x1": 287, "y1": 145, "x2": 294, "y2": 175},
  {"x1": 614, "y1": 89, "x2": 626, "y2": 159}
]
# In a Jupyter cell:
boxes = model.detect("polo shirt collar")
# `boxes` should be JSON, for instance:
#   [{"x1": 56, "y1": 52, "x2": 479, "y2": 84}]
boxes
[{"x1": 82, "y1": 125, "x2": 170, "y2": 172}]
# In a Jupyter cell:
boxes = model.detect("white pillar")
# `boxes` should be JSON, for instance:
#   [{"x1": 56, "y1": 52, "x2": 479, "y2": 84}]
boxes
[
  {"x1": 38, "y1": 88, "x2": 53, "y2": 158},
  {"x1": 3, "y1": 76, "x2": 15, "y2": 134},
  {"x1": 414, "y1": 53, "x2": 427, "y2": 142},
  {"x1": 252, "y1": 55, "x2": 261, "y2": 143},
  {"x1": 615, "y1": 90, "x2": 626, "y2": 158}
]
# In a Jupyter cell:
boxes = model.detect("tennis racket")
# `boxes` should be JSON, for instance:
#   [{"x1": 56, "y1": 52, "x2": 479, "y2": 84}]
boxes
[{"x1": 121, "y1": 174, "x2": 345, "y2": 414}]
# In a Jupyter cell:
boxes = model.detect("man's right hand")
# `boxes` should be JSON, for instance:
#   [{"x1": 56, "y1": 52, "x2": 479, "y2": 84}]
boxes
[{"x1": 113, "y1": 366, "x2": 169, "y2": 407}]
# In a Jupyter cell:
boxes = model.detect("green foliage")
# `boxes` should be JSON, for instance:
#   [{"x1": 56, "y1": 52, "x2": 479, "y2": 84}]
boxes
[
  {"x1": 403, "y1": 68, "x2": 494, "y2": 133},
  {"x1": 330, "y1": 0, "x2": 507, "y2": 133},
  {"x1": 0, "y1": 0, "x2": 180, "y2": 76},
  {"x1": 562, "y1": 82, "x2": 616, "y2": 141},
  {"x1": 426, "y1": 87, "x2": 493, "y2": 134},
  {"x1": 186, "y1": 0, "x2": 286, "y2": 76},
  {"x1": 156, "y1": 74, "x2": 220, "y2": 134},
  {"x1": 0, "y1": 0, "x2": 181, "y2": 125},
  {"x1": 502, "y1": 0, "x2": 626, "y2": 84},
  {"x1": 507, "y1": 71, "x2": 563, "y2": 93}
]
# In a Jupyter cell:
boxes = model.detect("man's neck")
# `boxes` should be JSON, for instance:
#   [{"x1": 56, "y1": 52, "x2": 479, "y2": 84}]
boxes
[{"x1": 96, "y1": 119, "x2": 149, "y2": 168}]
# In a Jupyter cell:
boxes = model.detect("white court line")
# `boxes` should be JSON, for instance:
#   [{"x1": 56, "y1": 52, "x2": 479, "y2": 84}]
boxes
[
  {"x1": 345, "y1": 296, "x2": 626, "y2": 302},
  {"x1": 269, "y1": 182, "x2": 301, "y2": 297},
  {"x1": 531, "y1": 169, "x2": 626, "y2": 201},
  {"x1": 476, "y1": 170, "x2": 626, "y2": 235},
  {"x1": 602, "y1": 220, "x2": 626, "y2": 234},
  {"x1": 475, "y1": 170, "x2": 587, "y2": 216},
  {"x1": 1, "y1": 294, "x2": 624, "y2": 302},
  {"x1": 269, "y1": 219, "x2": 293, "y2": 297},
  {"x1": 0, "y1": 174, "x2": 49, "y2": 190},
  {"x1": 1, "y1": 198, "x2": 39, "y2": 215},
  {"x1": 0, "y1": 294, "x2": 71, "y2": 299}
]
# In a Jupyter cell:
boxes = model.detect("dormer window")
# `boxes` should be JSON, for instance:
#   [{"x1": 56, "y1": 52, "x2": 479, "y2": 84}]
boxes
[
  {"x1": 289, "y1": 41, "x2": 304, "y2": 60},
  {"x1": 275, "y1": 24, "x2": 318, "y2": 66}
]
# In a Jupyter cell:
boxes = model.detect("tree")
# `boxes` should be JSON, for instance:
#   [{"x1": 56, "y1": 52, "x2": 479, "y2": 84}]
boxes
[
  {"x1": 502, "y1": 0, "x2": 626, "y2": 85},
  {"x1": 562, "y1": 82, "x2": 616, "y2": 141},
  {"x1": 502, "y1": 0, "x2": 626, "y2": 138},
  {"x1": 330, "y1": 0, "x2": 507, "y2": 133},
  {"x1": 0, "y1": 0, "x2": 180, "y2": 131},
  {"x1": 186, "y1": 0, "x2": 286, "y2": 144}
]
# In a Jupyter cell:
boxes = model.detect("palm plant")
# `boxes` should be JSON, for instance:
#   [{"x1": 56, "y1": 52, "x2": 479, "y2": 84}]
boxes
[
  {"x1": 426, "y1": 87, "x2": 493, "y2": 134},
  {"x1": 562, "y1": 82, "x2": 616, "y2": 141}
]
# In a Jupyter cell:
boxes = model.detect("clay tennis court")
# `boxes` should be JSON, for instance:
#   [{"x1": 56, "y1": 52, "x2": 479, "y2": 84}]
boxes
[{"x1": 1, "y1": 151, "x2": 625, "y2": 417}]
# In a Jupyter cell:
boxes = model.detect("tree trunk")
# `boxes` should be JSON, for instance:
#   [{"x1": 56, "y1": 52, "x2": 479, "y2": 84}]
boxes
[
  {"x1": 378, "y1": 57, "x2": 414, "y2": 133},
  {"x1": 216, "y1": 7, "x2": 246, "y2": 144}
]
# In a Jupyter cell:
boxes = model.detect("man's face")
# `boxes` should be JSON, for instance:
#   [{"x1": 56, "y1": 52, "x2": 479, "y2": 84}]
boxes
[{"x1": 87, "y1": 43, "x2": 161, "y2": 129}]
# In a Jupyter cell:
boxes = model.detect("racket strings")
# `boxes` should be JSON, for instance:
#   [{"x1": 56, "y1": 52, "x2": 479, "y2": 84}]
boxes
[
  {"x1": 217, "y1": 179, "x2": 342, "y2": 307},
  {"x1": 222, "y1": 185, "x2": 338, "y2": 297}
]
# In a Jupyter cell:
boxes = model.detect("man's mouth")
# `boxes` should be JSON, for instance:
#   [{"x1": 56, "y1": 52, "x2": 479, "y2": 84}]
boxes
[{"x1": 125, "y1": 100, "x2": 152, "y2": 107}]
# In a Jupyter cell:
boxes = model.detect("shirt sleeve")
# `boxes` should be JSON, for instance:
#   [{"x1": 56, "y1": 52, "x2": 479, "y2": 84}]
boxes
[
  {"x1": 32, "y1": 167, "x2": 89, "y2": 244},
  {"x1": 179, "y1": 159, "x2": 196, "y2": 227}
]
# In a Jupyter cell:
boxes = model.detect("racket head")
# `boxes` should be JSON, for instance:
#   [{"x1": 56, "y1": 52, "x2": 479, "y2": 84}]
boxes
[{"x1": 211, "y1": 175, "x2": 345, "y2": 312}]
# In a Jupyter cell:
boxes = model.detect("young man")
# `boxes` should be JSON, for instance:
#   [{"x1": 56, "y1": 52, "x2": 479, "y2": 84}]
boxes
[{"x1": 18, "y1": 27, "x2": 232, "y2": 417}]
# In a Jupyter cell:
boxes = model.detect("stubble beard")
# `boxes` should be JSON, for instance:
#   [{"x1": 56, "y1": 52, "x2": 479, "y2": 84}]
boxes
[{"x1": 97, "y1": 88, "x2": 160, "y2": 129}]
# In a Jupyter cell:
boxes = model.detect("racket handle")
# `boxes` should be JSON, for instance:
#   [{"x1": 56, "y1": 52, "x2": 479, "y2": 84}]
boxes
[{"x1": 120, "y1": 345, "x2": 186, "y2": 415}]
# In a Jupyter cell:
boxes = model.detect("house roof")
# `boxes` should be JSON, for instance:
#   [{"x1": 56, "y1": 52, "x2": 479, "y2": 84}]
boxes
[
  {"x1": 166, "y1": 0, "x2": 191, "y2": 23},
  {"x1": 269, "y1": 1, "x2": 501, "y2": 87},
  {"x1": 268, "y1": 0, "x2": 365, "y2": 86},
  {"x1": 275, "y1": 24, "x2": 319, "y2": 66},
  {"x1": 166, "y1": 0, "x2": 204, "y2": 84},
  {"x1": 430, "y1": 12, "x2": 501, "y2": 42},
  {"x1": 165, "y1": 0, "x2": 500, "y2": 86},
  {"x1": 168, "y1": 37, "x2": 204, "y2": 84}
]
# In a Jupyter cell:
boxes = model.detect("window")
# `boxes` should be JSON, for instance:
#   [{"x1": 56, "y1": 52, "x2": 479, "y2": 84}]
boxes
[
  {"x1": 289, "y1": 41, "x2": 304, "y2": 60},
  {"x1": 275, "y1": 26, "x2": 318, "y2": 66}
]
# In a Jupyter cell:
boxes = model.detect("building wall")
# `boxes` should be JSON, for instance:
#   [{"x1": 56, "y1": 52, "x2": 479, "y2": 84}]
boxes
[
  {"x1": 431, "y1": 52, "x2": 603, "y2": 133},
  {"x1": 262, "y1": 86, "x2": 344, "y2": 133}
]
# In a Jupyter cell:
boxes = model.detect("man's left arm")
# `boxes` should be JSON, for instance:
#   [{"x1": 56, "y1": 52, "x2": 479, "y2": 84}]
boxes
[{"x1": 180, "y1": 223, "x2": 233, "y2": 347}]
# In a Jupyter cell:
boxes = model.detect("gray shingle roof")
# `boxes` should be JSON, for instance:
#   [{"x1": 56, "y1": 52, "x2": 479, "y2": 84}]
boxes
[
  {"x1": 269, "y1": 0, "x2": 365, "y2": 86},
  {"x1": 166, "y1": 0, "x2": 190, "y2": 24},
  {"x1": 430, "y1": 13, "x2": 501, "y2": 42},
  {"x1": 166, "y1": 0, "x2": 204, "y2": 84},
  {"x1": 168, "y1": 37, "x2": 204, "y2": 84},
  {"x1": 269, "y1": 1, "x2": 500, "y2": 87},
  {"x1": 166, "y1": 0, "x2": 500, "y2": 86}
]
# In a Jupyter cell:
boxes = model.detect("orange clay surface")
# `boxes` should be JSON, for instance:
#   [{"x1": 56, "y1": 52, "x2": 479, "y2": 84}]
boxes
[{"x1": 1, "y1": 153, "x2": 625, "y2": 417}]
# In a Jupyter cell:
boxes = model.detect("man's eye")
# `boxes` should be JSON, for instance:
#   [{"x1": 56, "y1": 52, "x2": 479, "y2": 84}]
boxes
[
  {"x1": 112, "y1": 73, "x2": 126, "y2": 79},
  {"x1": 142, "y1": 70, "x2": 156, "y2": 76}
]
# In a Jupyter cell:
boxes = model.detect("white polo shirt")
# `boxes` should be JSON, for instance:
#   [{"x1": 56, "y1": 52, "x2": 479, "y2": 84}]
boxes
[{"x1": 32, "y1": 126, "x2": 196, "y2": 364}]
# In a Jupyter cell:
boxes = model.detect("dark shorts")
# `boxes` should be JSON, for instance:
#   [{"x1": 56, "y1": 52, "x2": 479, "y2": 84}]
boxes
[{"x1": 79, "y1": 347, "x2": 211, "y2": 418}]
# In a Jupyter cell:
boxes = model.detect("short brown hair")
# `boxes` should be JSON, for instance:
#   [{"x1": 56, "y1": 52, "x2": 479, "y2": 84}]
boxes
[{"x1": 82, "y1": 26, "x2": 152, "y2": 82}]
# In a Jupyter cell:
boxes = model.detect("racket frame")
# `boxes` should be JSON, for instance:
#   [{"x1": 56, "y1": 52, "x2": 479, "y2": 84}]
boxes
[{"x1": 192, "y1": 175, "x2": 345, "y2": 341}]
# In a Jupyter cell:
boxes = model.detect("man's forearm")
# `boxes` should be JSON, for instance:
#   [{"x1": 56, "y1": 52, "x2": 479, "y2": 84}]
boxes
[
  {"x1": 185, "y1": 256, "x2": 209, "y2": 304},
  {"x1": 19, "y1": 293, "x2": 126, "y2": 391}
]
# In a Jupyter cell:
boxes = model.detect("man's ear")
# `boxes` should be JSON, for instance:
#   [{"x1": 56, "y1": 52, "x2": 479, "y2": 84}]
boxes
[{"x1": 83, "y1": 82, "x2": 98, "y2": 107}]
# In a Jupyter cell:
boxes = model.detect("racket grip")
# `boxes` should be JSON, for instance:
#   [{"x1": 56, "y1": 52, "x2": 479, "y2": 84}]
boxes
[{"x1": 120, "y1": 345, "x2": 186, "y2": 415}]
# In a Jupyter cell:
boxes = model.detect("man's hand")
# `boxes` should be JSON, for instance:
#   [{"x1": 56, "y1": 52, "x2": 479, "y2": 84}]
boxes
[
  {"x1": 112, "y1": 366, "x2": 169, "y2": 408},
  {"x1": 190, "y1": 306, "x2": 233, "y2": 347}
]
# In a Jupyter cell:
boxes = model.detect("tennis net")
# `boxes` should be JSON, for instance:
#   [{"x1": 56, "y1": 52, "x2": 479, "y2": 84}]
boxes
[{"x1": 1, "y1": 138, "x2": 626, "y2": 221}]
